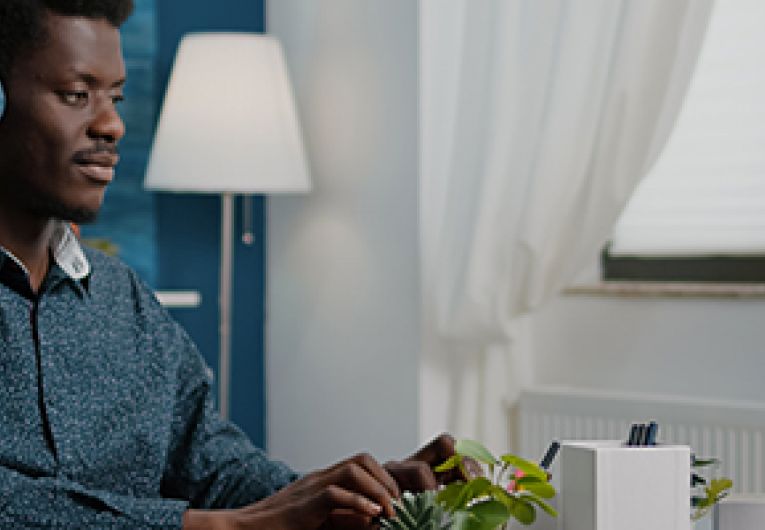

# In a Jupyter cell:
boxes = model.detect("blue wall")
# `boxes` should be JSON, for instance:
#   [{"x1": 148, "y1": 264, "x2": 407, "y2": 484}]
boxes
[
  {"x1": 82, "y1": 0, "x2": 157, "y2": 284},
  {"x1": 155, "y1": 0, "x2": 267, "y2": 448}
]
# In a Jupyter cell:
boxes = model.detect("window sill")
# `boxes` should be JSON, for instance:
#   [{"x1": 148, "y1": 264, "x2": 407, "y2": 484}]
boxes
[{"x1": 564, "y1": 281, "x2": 765, "y2": 299}]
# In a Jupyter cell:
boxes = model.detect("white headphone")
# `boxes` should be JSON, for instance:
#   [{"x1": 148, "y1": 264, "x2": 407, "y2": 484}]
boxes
[{"x1": 0, "y1": 79, "x2": 5, "y2": 120}]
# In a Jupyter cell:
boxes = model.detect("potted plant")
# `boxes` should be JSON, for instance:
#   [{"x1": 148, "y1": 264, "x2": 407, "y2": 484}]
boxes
[
  {"x1": 690, "y1": 456, "x2": 733, "y2": 522},
  {"x1": 380, "y1": 440, "x2": 557, "y2": 530}
]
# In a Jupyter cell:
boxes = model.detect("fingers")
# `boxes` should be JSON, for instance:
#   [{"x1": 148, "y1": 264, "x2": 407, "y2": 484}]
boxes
[
  {"x1": 315, "y1": 484, "x2": 384, "y2": 519},
  {"x1": 321, "y1": 453, "x2": 399, "y2": 517},
  {"x1": 349, "y1": 453, "x2": 401, "y2": 500},
  {"x1": 407, "y1": 433, "x2": 455, "y2": 467},
  {"x1": 401, "y1": 433, "x2": 460, "y2": 486},
  {"x1": 384, "y1": 460, "x2": 438, "y2": 492},
  {"x1": 326, "y1": 509, "x2": 374, "y2": 530},
  {"x1": 237, "y1": 455, "x2": 398, "y2": 530}
]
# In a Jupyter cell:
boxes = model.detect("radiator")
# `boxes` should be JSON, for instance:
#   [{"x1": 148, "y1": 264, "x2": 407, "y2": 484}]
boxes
[{"x1": 518, "y1": 386, "x2": 765, "y2": 494}]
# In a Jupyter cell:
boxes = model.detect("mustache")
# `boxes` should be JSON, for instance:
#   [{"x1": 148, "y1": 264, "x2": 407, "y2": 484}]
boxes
[{"x1": 72, "y1": 144, "x2": 119, "y2": 161}]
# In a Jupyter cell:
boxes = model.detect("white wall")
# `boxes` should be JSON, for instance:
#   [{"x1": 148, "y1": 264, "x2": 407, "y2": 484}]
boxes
[
  {"x1": 265, "y1": 2, "x2": 765, "y2": 476},
  {"x1": 532, "y1": 292, "x2": 765, "y2": 403},
  {"x1": 266, "y1": 0, "x2": 419, "y2": 472}
]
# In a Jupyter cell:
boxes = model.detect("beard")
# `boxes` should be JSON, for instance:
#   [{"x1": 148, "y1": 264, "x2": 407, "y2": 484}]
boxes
[
  {"x1": 55, "y1": 205, "x2": 99, "y2": 224},
  {"x1": 0, "y1": 153, "x2": 106, "y2": 225},
  {"x1": 27, "y1": 190, "x2": 101, "y2": 224}
]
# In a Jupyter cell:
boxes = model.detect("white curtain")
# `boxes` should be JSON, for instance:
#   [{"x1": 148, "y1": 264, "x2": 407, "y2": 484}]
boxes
[{"x1": 420, "y1": 0, "x2": 714, "y2": 453}]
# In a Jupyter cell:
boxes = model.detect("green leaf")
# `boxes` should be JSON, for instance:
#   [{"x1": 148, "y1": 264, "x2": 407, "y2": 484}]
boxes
[
  {"x1": 393, "y1": 500, "x2": 418, "y2": 528},
  {"x1": 378, "y1": 516, "x2": 396, "y2": 530},
  {"x1": 709, "y1": 477, "x2": 734, "y2": 497},
  {"x1": 490, "y1": 485, "x2": 533, "y2": 520},
  {"x1": 691, "y1": 477, "x2": 734, "y2": 522},
  {"x1": 437, "y1": 482, "x2": 467, "y2": 511},
  {"x1": 488, "y1": 484, "x2": 515, "y2": 506},
  {"x1": 509, "y1": 498, "x2": 537, "y2": 525},
  {"x1": 465, "y1": 500, "x2": 511, "y2": 530},
  {"x1": 418, "y1": 505, "x2": 435, "y2": 525},
  {"x1": 456, "y1": 439, "x2": 499, "y2": 466},
  {"x1": 513, "y1": 475, "x2": 543, "y2": 485},
  {"x1": 435, "y1": 454, "x2": 463, "y2": 473},
  {"x1": 452, "y1": 477, "x2": 493, "y2": 510},
  {"x1": 520, "y1": 493, "x2": 558, "y2": 517},
  {"x1": 449, "y1": 510, "x2": 475, "y2": 530},
  {"x1": 382, "y1": 491, "x2": 450, "y2": 530},
  {"x1": 692, "y1": 457, "x2": 719, "y2": 468},
  {"x1": 499, "y1": 454, "x2": 547, "y2": 479},
  {"x1": 516, "y1": 479, "x2": 556, "y2": 499},
  {"x1": 437, "y1": 478, "x2": 494, "y2": 512}
]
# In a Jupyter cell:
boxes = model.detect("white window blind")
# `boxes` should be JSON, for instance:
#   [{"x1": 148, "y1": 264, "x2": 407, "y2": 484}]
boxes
[{"x1": 610, "y1": 0, "x2": 765, "y2": 257}]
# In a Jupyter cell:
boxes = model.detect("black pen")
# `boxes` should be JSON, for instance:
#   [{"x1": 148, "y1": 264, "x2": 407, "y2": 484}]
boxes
[
  {"x1": 627, "y1": 424, "x2": 640, "y2": 446},
  {"x1": 636, "y1": 424, "x2": 648, "y2": 446},
  {"x1": 645, "y1": 421, "x2": 659, "y2": 446},
  {"x1": 539, "y1": 440, "x2": 560, "y2": 470}
]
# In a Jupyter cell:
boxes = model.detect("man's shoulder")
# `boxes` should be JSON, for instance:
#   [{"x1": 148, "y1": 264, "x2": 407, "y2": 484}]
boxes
[
  {"x1": 81, "y1": 246, "x2": 159, "y2": 307},
  {"x1": 82, "y1": 246, "x2": 139, "y2": 288},
  {"x1": 80, "y1": 246, "x2": 183, "y2": 345},
  {"x1": 81, "y1": 245, "x2": 130, "y2": 274}
]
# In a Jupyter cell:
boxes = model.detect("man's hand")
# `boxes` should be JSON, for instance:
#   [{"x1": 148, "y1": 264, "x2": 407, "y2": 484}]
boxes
[
  {"x1": 182, "y1": 434, "x2": 461, "y2": 530},
  {"x1": 184, "y1": 453, "x2": 400, "y2": 530},
  {"x1": 384, "y1": 433, "x2": 458, "y2": 492},
  {"x1": 324, "y1": 434, "x2": 462, "y2": 529}
]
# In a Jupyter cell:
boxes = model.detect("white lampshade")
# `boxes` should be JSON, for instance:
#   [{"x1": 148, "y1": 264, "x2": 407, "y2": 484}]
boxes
[{"x1": 144, "y1": 33, "x2": 311, "y2": 194}]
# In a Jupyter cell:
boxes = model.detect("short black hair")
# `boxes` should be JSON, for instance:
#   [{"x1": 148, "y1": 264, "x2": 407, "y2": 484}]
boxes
[{"x1": 0, "y1": 0, "x2": 134, "y2": 79}]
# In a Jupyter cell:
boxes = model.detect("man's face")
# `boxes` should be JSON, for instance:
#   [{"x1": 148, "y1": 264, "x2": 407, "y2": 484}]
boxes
[{"x1": 0, "y1": 12, "x2": 126, "y2": 224}]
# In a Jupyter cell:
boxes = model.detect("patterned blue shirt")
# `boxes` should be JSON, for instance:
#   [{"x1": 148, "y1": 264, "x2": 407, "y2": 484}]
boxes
[{"x1": 0, "y1": 224, "x2": 297, "y2": 529}]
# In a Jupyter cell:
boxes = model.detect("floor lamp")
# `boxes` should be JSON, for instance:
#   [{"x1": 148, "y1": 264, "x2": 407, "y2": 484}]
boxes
[{"x1": 145, "y1": 33, "x2": 311, "y2": 419}]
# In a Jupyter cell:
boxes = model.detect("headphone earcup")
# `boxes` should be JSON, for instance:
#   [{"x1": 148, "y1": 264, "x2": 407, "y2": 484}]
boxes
[{"x1": 0, "y1": 79, "x2": 5, "y2": 121}]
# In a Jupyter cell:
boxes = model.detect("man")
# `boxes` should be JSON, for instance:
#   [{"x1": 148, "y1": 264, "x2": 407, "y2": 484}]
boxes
[{"x1": 0, "y1": 1, "x2": 455, "y2": 528}]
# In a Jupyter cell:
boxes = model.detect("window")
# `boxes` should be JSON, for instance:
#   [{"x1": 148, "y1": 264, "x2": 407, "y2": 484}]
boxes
[{"x1": 604, "y1": 0, "x2": 765, "y2": 282}]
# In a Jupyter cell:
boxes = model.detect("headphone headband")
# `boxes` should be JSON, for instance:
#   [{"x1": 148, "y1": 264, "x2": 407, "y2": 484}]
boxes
[{"x1": 0, "y1": 80, "x2": 5, "y2": 120}]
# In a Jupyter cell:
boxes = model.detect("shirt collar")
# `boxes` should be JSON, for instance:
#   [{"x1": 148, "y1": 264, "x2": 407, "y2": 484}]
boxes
[
  {"x1": 50, "y1": 222, "x2": 91, "y2": 280},
  {"x1": 0, "y1": 222, "x2": 91, "y2": 297}
]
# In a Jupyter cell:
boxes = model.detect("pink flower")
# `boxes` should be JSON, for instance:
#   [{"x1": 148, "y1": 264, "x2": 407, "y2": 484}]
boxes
[{"x1": 507, "y1": 470, "x2": 526, "y2": 492}]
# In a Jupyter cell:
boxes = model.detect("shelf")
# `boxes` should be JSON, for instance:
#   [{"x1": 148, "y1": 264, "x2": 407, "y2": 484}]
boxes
[{"x1": 155, "y1": 290, "x2": 202, "y2": 308}]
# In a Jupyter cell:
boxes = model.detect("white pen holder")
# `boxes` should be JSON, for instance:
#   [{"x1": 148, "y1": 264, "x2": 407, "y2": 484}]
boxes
[{"x1": 558, "y1": 440, "x2": 691, "y2": 530}]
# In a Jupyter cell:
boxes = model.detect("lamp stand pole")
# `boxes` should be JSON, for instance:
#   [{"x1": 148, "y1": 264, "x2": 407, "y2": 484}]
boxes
[{"x1": 219, "y1": 192, "x2": 234, "y2": 419}]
